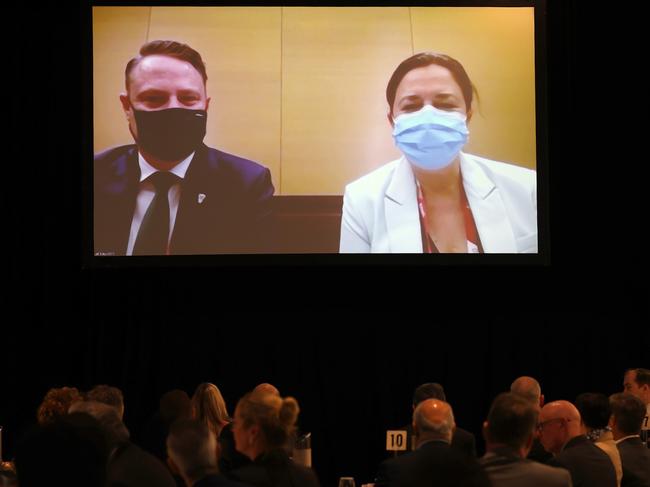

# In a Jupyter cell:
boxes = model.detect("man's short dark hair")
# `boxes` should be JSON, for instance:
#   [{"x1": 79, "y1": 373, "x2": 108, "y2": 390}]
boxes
[
  {"x1": 15, "y1": 413, "x2": 109, "y2": 487},
  {"x1": 69, "y1": 401, "x2": 130, "y2": 448},
  {"x1": 167, "y1": 419, "x2": 216, "y2": 480},
  {"x1": 628, "y1": 368, "x2": 650, "y2": 387},
  {"x1": 125, "y1": 40, "x2": 208, "y2": 91},
  {"x1": 413, "y1": 383, "x2": 446, "y2": 406},
  {"x1": 575, "y1": 393, "x2": 611, "y2": 429},
  {"x1": 486, "y1": 392, "x2": 538, "y2": 450},
  {"x1": 610, "y1": 393, "x2": 647, "y2": 436},
  {"x1": 86, "y1": 385, "x2": 124, "y2": 412},
  {"x1": 160, "y1": 389, "x2": 191, "y2": 425}
]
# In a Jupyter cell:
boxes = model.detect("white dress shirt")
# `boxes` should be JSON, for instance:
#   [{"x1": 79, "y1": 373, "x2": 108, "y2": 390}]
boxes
[{"x1": 126, "y1": 152, "x2": 194, "y2": 256}]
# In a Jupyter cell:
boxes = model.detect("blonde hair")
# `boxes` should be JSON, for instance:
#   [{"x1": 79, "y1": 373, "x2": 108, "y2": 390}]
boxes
[
  {"x1": 237, "y1": 391, "x2": 300, "y2": 449},
  {"x1": 191, "y1": 383, "x2": 230, "y2": 438}
]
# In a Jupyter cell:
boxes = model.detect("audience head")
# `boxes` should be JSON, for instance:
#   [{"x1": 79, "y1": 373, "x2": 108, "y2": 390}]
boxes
[
  {"x1": 167, "y1": 419, "x2": 217, "y2": 485},
  {"x1": 412, "y1": 398, "x2": 455, "y2": 446},
  {"x1": 191, "y1": 383, "x2": 230, "y2": 438},
  {"x1": 412, "y1": 383, "x2": 446, "y2": 408},
  {"x1": 86, "y1": 385, "x2": 125, "y2": 420},
  {"x1": 537, "y1": 400, "x2": 582, "y2": 454},
  {"x1": 160, "y1": 389, "x2": 192, "y2": 425},
  {"x1": 68, "y1": 400, "x2": 130, "y2": 449},
  {"x1": 484, "y1": 392, "x2": 538, "y2": 457},
  {"x1": 623, "y1": 368, "x2": 650, "y2": 405},
  {"x1": 36, "y1": 386, "x2": 83, "y2": 425},
  {"x1": 232, "y1": 391, "x2": 299, "y2": 460},
  {"x1": 253, "y1": 383, "x2": 280, "y2": 396},
  {"x1": 575, "y1": 392, "x2": 611, "y2": 432},
  {"x1": 510, "y1": 376, "x2": 543, "y2": 408},
  {"x1": 15, "y1": 412, "x2": 109, "y2": 487},
  {"x1": 609, "y1": 392, "x2": 647, "y2": 440}
]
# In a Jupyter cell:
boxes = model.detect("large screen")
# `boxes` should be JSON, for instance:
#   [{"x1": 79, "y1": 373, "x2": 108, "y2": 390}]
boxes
[{"x1": 91, "y1": 4, "x2": 546, "y2": 261}]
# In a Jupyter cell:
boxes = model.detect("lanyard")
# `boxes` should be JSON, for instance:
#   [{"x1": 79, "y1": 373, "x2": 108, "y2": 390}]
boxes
[{"x1": 416, "y1": 179, "x2": 478, "y2": 254}]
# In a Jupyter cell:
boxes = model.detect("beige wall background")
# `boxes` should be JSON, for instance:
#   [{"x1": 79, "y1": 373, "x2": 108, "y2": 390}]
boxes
[{"x1": 93, "y1": 6, "x2": 536, "y2": 195}]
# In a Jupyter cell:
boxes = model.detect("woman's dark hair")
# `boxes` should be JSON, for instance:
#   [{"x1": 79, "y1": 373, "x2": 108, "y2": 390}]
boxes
[
  {"x1": 386, "y1": 52, "x2": 477, "y2": 116},
  {"x1": 575, "y1": 393, "x2": 611, "y2": 430}
]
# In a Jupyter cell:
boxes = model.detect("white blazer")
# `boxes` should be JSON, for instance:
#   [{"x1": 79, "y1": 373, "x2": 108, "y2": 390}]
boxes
[{"x1": 340, "y1": 152, "x2": 538, "y2": 253}]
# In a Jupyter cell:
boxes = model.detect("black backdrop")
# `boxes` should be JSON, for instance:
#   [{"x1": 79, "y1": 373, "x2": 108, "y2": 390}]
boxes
[{"x1": 4, "y1": 1, "x2": 649, "y2": 485}]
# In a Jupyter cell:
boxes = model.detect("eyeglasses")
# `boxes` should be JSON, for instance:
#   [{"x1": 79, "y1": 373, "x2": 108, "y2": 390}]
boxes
[{"x1": 536, "y1": 418, "x2": 571, "y2": 431}]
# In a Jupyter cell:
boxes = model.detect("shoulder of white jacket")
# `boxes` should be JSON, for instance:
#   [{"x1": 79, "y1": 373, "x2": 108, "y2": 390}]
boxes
[{"x1": 463, "y1": 152, "x2": 536, "y2": 185}]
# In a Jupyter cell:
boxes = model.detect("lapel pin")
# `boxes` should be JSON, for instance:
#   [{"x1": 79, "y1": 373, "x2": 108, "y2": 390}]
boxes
[{"x1": 198, "y1": 193, "x2": 206, "y2": 204}]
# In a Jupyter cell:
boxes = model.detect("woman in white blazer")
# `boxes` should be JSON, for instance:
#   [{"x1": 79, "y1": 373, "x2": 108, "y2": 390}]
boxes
[{"x1": 340, "y1": 52, "x2": 537, "y2": 254}]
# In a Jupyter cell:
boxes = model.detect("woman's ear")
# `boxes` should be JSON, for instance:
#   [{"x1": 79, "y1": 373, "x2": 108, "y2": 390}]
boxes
[
  {"x1": 249, "y1": 424, "x2": 260, "y2": 445},
  {"x1": 466, "y1": 108, "x2": 473, "y2": 124},
  {"x1": 387, "y1": 112, "x2": 394, "y2": 128}
]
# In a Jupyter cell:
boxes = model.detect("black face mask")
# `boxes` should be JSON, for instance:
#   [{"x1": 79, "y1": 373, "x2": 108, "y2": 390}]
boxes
[{"x1": 132, "y1": 108, "x2": 207, "y2": 161}]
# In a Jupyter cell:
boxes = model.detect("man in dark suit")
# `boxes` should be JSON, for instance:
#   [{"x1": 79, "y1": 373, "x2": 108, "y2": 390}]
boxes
[
  {"x1": 94, "y1": 40, "x2": 274, "y2": 256},
  {"x1": 167, "y1": 419, "x2": 249, "y2": 487},
  {"x1": 69, "y1": 401, "x2": 177, "y2": 487},
  {"x1": 376, "y1": 398, "x2": 490, "y2": 487},
  {"x1": 610, "y1": 393, "x2": 650, "y2": 487},
  {"x1": 623, "y1": 368, "x2": 650, "y2": 448},
  {"x1": 480, "y1": 392, "x2": 572, "y2": 487},
  {"x1": 397, "y1": 382, "x2": 476, "y2": 459},
  {"x1": 539, "y1": 400, "x2": 617, "y2": 487},
  {"x1": 510, "y1": 375, "x2": 554, "y2": 464}
]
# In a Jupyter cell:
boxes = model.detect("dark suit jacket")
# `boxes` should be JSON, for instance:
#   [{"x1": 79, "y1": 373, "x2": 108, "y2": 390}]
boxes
[
  {"x1": 194, "y1": 473, "x2": 253, "y2": 487},
  {"x1": 229, "y1": 449, "x2": 319, "y2": 487},
  {"x1": 400, "y1": 424, "x2": 477, "y2": 459},
  {"x1": 376, "y1": 440, "x2": 491, "y2": 487},
  {"x1": 480, "y1": 446, "x2": 572, "y2": 487},
  {"x1": 94, "y1": 144, "x2": 274, "y2": 255},
  {"x1": 107, "y1": 441, "x2": 176, "y2": 487},
  {"x1": 219, "y1": 422, "x2": 252, "y2": 475},
  {"x1": 617, "y1": 436, "x2": 650, "y2": 487},
  {"x1": 527, "y1": 437, "x2": 554, "y2": 464},
  {"x1": 550, "y1": 435, "x2": 617, "y2": 487}
]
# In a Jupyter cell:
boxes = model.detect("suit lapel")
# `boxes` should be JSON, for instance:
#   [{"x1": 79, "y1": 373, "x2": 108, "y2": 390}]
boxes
[
  {"x1": 385, "y1": 157, "x2": 423, "y2": 253},
  {"x1": 460, "y1": 153, "x2": 517, "y2": 253},
  {"x1": 171, "y1": 145, "x2": 225, "y2": 253}
]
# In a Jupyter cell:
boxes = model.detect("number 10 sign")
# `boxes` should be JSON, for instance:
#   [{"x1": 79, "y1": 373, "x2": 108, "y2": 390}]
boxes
[{"x1": 386, "y1": 430, "x2": 407, "y2": 451}]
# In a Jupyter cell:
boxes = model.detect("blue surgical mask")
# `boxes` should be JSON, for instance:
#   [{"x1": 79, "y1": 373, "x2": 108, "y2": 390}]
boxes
[{"x1": 392, "y1": 105, "x2": 469, "y2": 171}]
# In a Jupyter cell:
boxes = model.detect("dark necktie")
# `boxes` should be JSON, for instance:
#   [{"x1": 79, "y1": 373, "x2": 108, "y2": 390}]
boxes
[{"x1": 132, "y1": 171, "x2": 180, "y2": 255}]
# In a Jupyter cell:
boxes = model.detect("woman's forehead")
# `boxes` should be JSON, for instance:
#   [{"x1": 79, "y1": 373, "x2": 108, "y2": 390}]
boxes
[{"x1": 396, "y1": 64, "x2": 462, "y2": 97}]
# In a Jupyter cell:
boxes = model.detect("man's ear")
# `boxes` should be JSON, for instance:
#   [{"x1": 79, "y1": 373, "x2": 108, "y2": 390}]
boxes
[
  {"x1": 482, "y1": 421, "x2": 490, "y2": 443},
  {"x1": 167, "y1": 456, "x2": 180, "y2": 476},
  {"x1": 205, "y1": 96, "x2": 211, "y2": 112},
  {"x1": 120, "y1": 93, "x2": 132, "y2": 119},
  {"x1": 522, "y1": 431, "x2": 534, "y2": 457},
  {"x1": 466, "y1": 108, "x2": 473, "y2": 124}
]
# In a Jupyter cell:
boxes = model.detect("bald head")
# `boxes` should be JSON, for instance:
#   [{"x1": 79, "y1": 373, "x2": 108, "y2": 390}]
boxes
[
  {"x1": 253, "y1": 383, "x2": 280, "y2": 396},
  {"x1": 538, "y1": 401, "x2": 582, "y2": 454},
  {"x1": 413, "y1": 399, "x2": 455, "y2": 446},
  {"x1": 510, "y1": 377, "x2": 542, "y2": 406}
]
